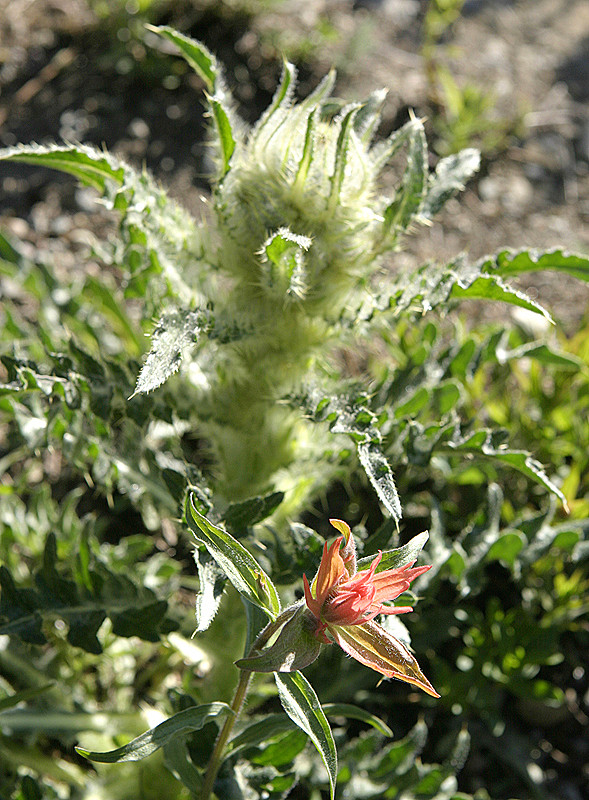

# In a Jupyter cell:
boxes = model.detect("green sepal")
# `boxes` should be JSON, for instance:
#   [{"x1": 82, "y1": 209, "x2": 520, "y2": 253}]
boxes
[{"x1": 236, "y1": 604, "x2": 322, "y2": 673}]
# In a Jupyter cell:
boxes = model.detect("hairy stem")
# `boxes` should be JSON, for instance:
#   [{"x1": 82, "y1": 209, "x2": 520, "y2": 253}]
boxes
[
  {"x1": 200, "y1": 610, "x2": 295, "y2": 799},
  {"x1": 201, "y1": 668, "x2": 252, "y2": 800}
]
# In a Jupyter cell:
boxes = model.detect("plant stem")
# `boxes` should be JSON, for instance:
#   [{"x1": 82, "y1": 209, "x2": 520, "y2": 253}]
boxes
[
  {"x1": 200, "y1": 611, "x2": 293, "y2": 800},
  {"x1": 201, "y1": 668, "x2": 252, "y2": 800}
]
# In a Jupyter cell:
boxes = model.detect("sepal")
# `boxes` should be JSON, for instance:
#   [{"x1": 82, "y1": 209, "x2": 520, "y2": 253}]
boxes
[{"x1": 236, "y1": 604, "x2": 322, "y2": 673}]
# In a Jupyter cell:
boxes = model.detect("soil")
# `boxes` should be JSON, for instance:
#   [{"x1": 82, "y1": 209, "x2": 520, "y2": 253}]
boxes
[{"x1": 1, "y1": 1, "x2": 588, "y2": 799}]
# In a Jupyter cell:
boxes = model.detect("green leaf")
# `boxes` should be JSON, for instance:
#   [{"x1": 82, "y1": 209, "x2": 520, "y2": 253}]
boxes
[
  {"x1": 450, "y1": 275, "x2": 551, "y2": 321},
  {"x1": 262, "y1": 228, "x2": 311, "y2": 301},
  {"x1": 275, "y1": 672, "x2": 337, "y2": 800},
  {"x1": 208, "y1": 93, "x2": 236, "y2": 176},
  {"x1": 499, "y1": 342, "x2": 583, "y2": 370},
  {"x1": 223, "y1": 491, "x2": 285, "y2": 533},
  {"x1": 76, "y1": 703, "x2": 232, "y2": 763},
  {"x1": 357, "y1": 531, "x2": 429, "y2": 573},
  {"x1": 0, "y1": 143, "x2": 125, "y2": 192},
  {"x1": 236, "y1": 605, "x2": 321, "y2": 673},
  {"x1": 422, "y1": 148, "x2": 480, "y2": 219},
  {"x1": 322, "y1": 704, "x2": 393, "y2": 737},
  {"x1": 0, "y1": 534, "x2": 172, "y2": 652},
  {"x1": 382, "y1": 117, "x2": 427, "y2": 237},
  {"x1": 132, "y1": 308, "x2": 210, "y2": 396},
  {"x1": 482, "y1": 248, "x2": 589, "y2": 283},
  {"x1": 0, "y1": 684, "x2": 54, "y2": 712},
  {"x1": 329, "y1": 104, "x2": 362, "y2": 209},
  {"x1": 185, "y1": 494, "x2": 281, "y2": 619},
  {"x1": 147, "y1": 26, "x2": 218, "y2": 89},
  {"x1": 224, "y1": 713, "x2": 296, "y2": 758}
]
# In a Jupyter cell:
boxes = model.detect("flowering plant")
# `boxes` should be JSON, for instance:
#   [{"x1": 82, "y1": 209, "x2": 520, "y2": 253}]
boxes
[{"x1": 238, "y1": 519, "x2": 438, "y2": 699}]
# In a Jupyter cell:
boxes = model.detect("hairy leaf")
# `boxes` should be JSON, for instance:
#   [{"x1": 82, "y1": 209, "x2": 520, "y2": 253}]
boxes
[
  {"x1": 185, "y1": 494, "x2": 281, "y2": 619},
  {"x1": 275, "y1": 672, "x2": 337, "y2": 800},
  {"x1": 133, "y1": 308, "x2": 210, "y2": 396},
  {"x1": 77, "y1": 703, "x2": 232, "y2": 762}
]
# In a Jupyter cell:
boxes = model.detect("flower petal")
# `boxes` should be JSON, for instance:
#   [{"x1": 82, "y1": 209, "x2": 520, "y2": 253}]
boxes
[{"x1": 328, "y1": 620, "x2": 439, "y2": 698}]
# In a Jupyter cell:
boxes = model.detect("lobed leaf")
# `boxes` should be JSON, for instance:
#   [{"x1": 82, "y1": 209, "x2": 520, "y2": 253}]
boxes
[
  {"x1": 185, "y1": 494, "x2": 281, "y2": 619},
  {"x1": 132, "y1": 308, "x2": 210, "y2": 396},
  {"x1": 275, "y1": 672, "x2": 337, "y2": 800},
  {"x1": 0, "y1": 534, "x2": 173, "y2": 652},
  {"x1": 76, "y1": 703, "x2": 232, "y2": 763},
  {"x1": 422, "y1": 148, "x2": 480, "y2": 219},
  {"x1": 481, "y1": 248, "x2": 589, "y2": 283}
]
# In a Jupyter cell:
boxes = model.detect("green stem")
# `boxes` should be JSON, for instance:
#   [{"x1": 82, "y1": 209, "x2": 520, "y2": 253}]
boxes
[
  {"x1": 201, "y1": 668, "x2": 252, "y2": 800},
  {"x1": 200, "y1": 610, "x2": 295, "y2": 800}
]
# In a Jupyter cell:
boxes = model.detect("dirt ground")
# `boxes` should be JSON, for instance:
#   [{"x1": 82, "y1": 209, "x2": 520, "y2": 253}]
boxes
[{"x1": 1, "y1": 0, "x2": 588, "y2": 331}]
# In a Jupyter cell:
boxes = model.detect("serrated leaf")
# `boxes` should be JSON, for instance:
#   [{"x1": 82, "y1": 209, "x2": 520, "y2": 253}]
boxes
[
  {"x1": 450, "y1": 275, "x2": 551, "y2": 321},
  {"x1": 76, "y1": 703, "x2": 232, "y2": 763},
  {"x1": 357, "y1": 442, "x2": 402, "y2": 523},
  {"x1": 422, "y1": 148, "x2": 480, "y2": 219},
  {"x1": 194, "y1": 549, "x2": 226, "y2": 633},
  {"x1": 0, "y1": 534, "x2": 172, "y2": 652},
  {"x1": 133, "y1": 309, "x2": 209, "y2": 396},
  {"x1": 0, "y1": 143, "x2": 125, "y2": 192},
  {"x1": 185, "y1": 494, "x2": 281, "y2": 619},
  {"x1": 275, "y1": 672, "x2": 337, "y2": 800},
  {"x1": 482, "y1": 248, "x2": 589, "y2": 282}
]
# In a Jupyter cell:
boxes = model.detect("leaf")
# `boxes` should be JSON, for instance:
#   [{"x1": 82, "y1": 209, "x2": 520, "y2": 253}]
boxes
[
  {"x1": 224, "y1": 713, "x2": 296, "y2": 757},
  {"x1": 0, "y1": 143, "x2": 126, "y2": 192},
  {"x1": 450, "y1": 275, "x2": 551, "y2": 321},
  {"x1": 147, "y1": 26, "x2": 218, "y2": 89},
  {"x1": 481, "y1": 248, "x2": 589, "y2": 283},
  {"x1": 132, "y1": 308, "x2": 210, "y2": 396},
  {"x1": 382, "y1": 117, "x2": 427, "y2": 237},
  {"x1": 236, "y1": 605, "x2": 321, "y2": 673},
  {"x1": 357, "y1": 442, "x2": 402, "y2": 523},
  {"x1": 422, "y1": 148, "x2": 480, "y2": 219},
  {"x1": 223, "y1": 491, "x2": 285, "y2": 533},
  {"x1": 329, "y1": 104, "x2": 362, "y2": 209},
  {"x1": 322, "y1": 703, "x2": 393, "y2": 737},
  {"x1": 357, "y1": 531, "x2": 429, "y2": 573},
  {"x1": 261, "y1": 228, "x2": 311, "y2": 301},
  {"x1": 275, "y1": 672, "x2": 337, "y2": 800},
  {"x1": 0, "y1": 684, "x2": 54, "y2": 712},
  {"x1": 185, "y1": 494, "x2": 281, "y2": 619},
  {"x1": 208, "y1": 93, "x2": 236, "y2": 176},
  {"x1": 383, "y1": 256, "x2": 551, "y2": 321},
  {"x1": 0, "y1": 534, "x2": 173, "y2": 653},
  {"x1": 76, "y1": 703, "x2": 232, "y2": 763},
  {"x1": 194, "y1": 549, "x2": 227, "y2": 633}
]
